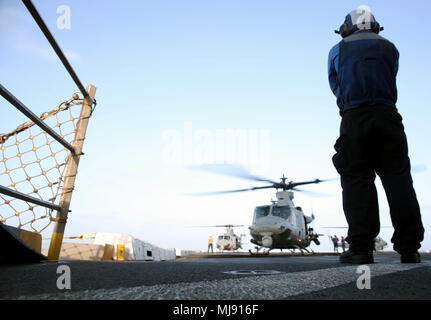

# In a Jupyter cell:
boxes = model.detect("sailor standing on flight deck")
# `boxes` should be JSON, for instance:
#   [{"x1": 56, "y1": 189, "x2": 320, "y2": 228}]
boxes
[
  {"x1": 328, "y1": 8, "x2": 424, "y2": 264},
  {"x1": 208, "y1": 235, "x2": 213, "y2": 253}
]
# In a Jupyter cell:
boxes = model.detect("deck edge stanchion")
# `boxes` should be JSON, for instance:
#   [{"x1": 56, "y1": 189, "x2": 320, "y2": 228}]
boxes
[{"x1": 47, "y1": 85, "x2": 96, "y2": 261}]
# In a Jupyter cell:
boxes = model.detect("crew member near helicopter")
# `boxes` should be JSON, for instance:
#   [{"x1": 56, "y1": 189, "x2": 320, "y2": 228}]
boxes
[
  {"x1": 341, "y1": 236, "x2": 346, "y2": 253},
  {"x1": 331, "y1": 235, "x2": 339, "y2": 253},
  {"x1": 328, "y1": 8, "x2": 424, "y2": 264},
  {"x1": 207, "y1": 235, "x2": 213, "y2": 253}
]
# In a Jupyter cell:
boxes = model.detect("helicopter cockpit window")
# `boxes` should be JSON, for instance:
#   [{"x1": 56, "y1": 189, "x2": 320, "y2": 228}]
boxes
[
  {"x1": 254, "y1": 206, "x2": 270, "y2": 219},
  {"x1": 271, "y1": 206, "x2": 292, "y2": 219}
]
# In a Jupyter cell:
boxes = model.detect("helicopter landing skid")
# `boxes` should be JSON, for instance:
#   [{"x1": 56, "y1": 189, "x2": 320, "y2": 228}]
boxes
[
  {"x1": 249, "y1": 246, "x2": 260, "y2": 256},
  {"x1": 249, "y1": 247, "x2": 272, "y2": 256},
  {"x1": 289, "y1": 246, "x2": 314, "y2": 255},
  {"x1": 299, "y1": 247, "x2": 315, "y2": 255}
]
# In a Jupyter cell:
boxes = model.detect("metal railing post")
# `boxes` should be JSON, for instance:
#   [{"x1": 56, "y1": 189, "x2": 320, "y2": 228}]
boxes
[
  {"x1": 0, "y1": 186, "x2": 61, "y2": 212},
  {"x1": 47, "y1": 85, "x2": 96, "y2": 261},
  {"x1": 21, "y1": 0, "x2": 90, "y2": 102}
]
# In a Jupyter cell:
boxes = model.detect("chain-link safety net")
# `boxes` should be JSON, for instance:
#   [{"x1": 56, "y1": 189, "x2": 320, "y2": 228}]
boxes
[{"x1": 0, "y1": 93, "x2": 87, "y2": 233}]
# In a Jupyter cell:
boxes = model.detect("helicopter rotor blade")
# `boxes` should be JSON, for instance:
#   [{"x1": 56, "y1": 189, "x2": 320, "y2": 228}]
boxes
[
  {"x1": 320, "y1": 227, "x2": 348, "y2": 229},
  {"x1": 185, "y1": 185, "x2": 274, "y2": 196},
  {"x1": 290, "y1": 177, "x2": 338, "y2": 189},
  {"x1": 291, "y1": 187, "x2": 334, "y2": 198},
  {"x1": 188, "y1": 225, "x2": 245, "y2": 228},
  {"x1": 411, "y1": 164, "x2": 427, "y2": 174},
  {"x1": 321, "y1": 226, "x2": 393, "y2": 229},
  {"x1": 186, "y1": 164, "x2": 278, "y2": 184},
  {"x1": 214, "y1": 224, "x2": 245, "y2": 227}
]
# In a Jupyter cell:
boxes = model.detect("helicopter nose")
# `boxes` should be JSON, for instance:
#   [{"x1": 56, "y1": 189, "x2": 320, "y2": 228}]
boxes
[
  {"x1": 262, "y1": 235, "x2": 273, "y2": 248},
  {"x1": 252, "y1": 218, "x2": 292, "y2": 235}
]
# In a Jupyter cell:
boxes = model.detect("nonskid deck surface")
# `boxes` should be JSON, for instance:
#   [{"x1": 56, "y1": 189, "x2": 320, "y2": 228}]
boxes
[{"x1": 1, "y1": 251, "x2": 430, "y2": 300}]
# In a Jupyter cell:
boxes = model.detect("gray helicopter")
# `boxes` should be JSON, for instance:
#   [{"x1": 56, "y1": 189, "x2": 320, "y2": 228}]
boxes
[
  {"x1": 189, "y1": 224, "x2": 245, "y2": 251},
  {"x1": 187, "y1": 165, "x2": 335, "y2": 255},
  {"x1": 214, "y1": 224, "x2": 245, "y2": 251}
]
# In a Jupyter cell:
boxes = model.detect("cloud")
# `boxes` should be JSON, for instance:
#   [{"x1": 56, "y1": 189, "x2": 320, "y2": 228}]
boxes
[
  {"x1": 0, "y1": 3, "x2": 81, "y2": 62},
  {"x1": 13, "y1": 41, "x2": 81, "y2": 62},
  {"x1": 0, "y1": 4, "x2": 31, "y2": 32}
]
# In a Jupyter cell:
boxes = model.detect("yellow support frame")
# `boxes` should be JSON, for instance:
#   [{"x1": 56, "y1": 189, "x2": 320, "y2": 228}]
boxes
[{"x1": 47, "y1": 85, "x2": 97, "y2": 261}]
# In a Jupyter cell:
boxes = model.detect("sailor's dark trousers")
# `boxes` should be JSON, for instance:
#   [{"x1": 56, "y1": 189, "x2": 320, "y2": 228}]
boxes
[{"x1": 332, "y1": 104, "x2": 424, "y2": 254}]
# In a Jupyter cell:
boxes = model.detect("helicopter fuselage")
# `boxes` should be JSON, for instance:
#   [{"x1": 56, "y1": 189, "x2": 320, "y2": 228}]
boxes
[
  {"x1": 249, "y1": 191, "x2": 317, "y2": 251},
  {"x1": 216, "y1": 236, "x2": 241, "y2": 251},
  {"x1": 216, "y1": 226, "x2": 243, "y2": 251}
]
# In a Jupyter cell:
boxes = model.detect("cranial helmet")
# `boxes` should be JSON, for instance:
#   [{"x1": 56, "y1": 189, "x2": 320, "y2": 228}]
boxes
[{"x1": 335, "y1": 8, "x2": 384, "y2": 38}]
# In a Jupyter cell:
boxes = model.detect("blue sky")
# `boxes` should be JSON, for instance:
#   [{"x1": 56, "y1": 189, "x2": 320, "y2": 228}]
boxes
[{"x1": 1, "y1": 0, "x2": 430, "y2": 252}]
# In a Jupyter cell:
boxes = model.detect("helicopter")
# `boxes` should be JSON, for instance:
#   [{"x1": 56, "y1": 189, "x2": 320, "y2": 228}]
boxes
[
  {"x1": 191, "y1": 224, "x2": 245, "y2": 251},
  {"x1": 187, "y1": 165, "x2": 335, "y2": 255},
  {"x1": 213, "y1": 224, "x2": 245, "y2": 251}
]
